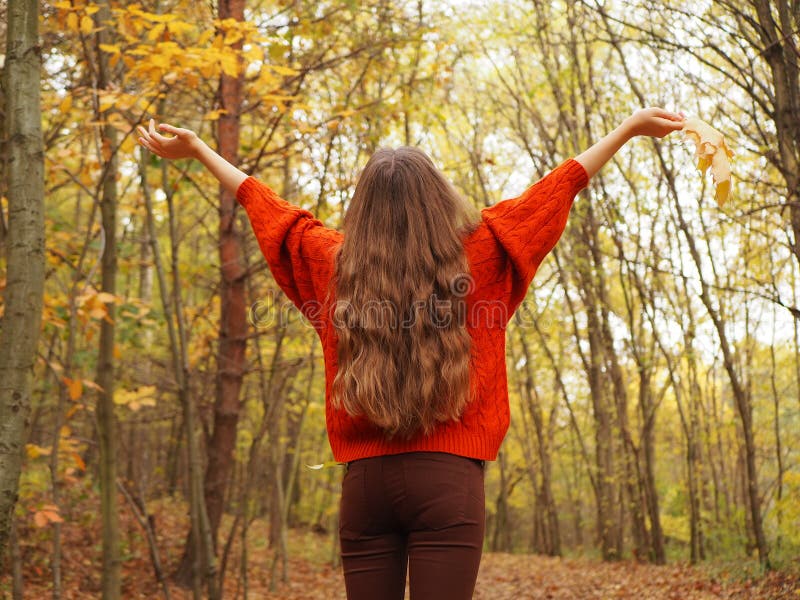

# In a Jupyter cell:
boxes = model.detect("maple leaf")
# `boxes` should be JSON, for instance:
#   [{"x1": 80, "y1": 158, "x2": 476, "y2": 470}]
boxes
[{"x1": 681, "y1": 117, "x2": 734, "y2": 206}]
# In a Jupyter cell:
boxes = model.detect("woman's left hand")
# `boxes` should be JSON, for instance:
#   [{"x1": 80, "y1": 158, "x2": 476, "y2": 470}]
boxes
[
  {"x1": 137, "y1": 119, "x2": 204, "y2": 160},
  {"x1": 624, "y1": 107, "x2": 686, "y2": 139}
]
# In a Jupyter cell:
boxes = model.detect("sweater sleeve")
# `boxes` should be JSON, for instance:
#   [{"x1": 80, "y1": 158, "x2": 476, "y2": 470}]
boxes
[
  {"x1": 480, "y1": 157, "x2": 589, "y2": 316},
  {"x1": 236, "y1": 176, "x2": 342, "y2": 329}
]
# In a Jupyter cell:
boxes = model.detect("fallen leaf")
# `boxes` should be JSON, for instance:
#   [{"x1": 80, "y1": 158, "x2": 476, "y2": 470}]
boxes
[{"x1": 306, "y1": 460, "x2": 344, "y2": 470}]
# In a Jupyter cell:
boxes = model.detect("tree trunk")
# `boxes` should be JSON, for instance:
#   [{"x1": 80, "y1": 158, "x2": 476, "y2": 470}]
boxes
[
  {"x1": 141, "y1": 153, "x2": 217, "y2": 599},
  {"x1": 661, "y1": 154, "x2": 770, "y2": 566},
  {"x1": 516, "y1": 328, "x2": 561, "y2": 555},
  {"x1": 749, "y1": 0, "x2": 800, "y2": 271},
  {"x1": 0, "y1": 0, "x2": 45, "y2": 560},
  {"x1": 10, "y1": 517, "x2": 24, "y2": 599},
  {"x1": 687, "y1": 335, "x2": 704, "y2": 563},
  {"x1": 94, "y1": 2, "x2": 122, "y2": 595},
  {"x1": 490, "y1": 449, "x2": 512, "y2": 552},
  {"x1": 564, "y1": 242, "x2": 619, "y2": 561},
  {"x1": 639, "y1": 369, "x2": 665, "y2": 564},
  {"x1": 770, "y1": 312, "x2": 784, "y2": 550},
  {"x1": 592, "y1": 238, "x2": 649, "y2": 562},
  {"x1": 195, "y1": 0, "x2": 249, "y2": 569}
]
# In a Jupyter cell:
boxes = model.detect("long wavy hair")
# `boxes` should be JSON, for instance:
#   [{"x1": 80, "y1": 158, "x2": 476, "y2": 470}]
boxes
[{"x1": 328, "y1": 147, "x2": 482, "y2": 440}]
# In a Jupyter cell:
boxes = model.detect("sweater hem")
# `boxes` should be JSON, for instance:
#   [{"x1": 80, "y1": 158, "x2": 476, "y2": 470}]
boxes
[{"x1": 329, "y1": 431, "x2": 504, "y2": 463}]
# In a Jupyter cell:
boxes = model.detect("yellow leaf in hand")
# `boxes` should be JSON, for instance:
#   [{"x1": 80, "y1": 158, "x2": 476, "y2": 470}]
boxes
[{"x1": 681, "y1": 117, "x2": 734, "y2": 206}]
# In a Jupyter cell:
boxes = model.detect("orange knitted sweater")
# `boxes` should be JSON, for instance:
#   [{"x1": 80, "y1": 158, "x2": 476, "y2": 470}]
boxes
[{"x1": 236, "y1": 157, "x2": 589, "y2": 462}]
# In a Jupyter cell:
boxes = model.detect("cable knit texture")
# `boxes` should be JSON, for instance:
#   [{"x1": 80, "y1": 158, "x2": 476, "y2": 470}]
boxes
[{"x1": 236, "y1": 157, "x2": 589, "y2": 462}]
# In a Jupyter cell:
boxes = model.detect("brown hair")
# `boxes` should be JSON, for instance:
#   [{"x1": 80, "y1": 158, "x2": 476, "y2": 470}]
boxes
[{"x1": 329, "y1": 147, "x2": 482, "y2": 439}]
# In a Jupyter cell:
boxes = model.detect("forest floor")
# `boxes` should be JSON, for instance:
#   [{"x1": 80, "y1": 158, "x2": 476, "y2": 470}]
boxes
[{"x1": 3, "y1": 494, "x2": 799, "y2": 599}]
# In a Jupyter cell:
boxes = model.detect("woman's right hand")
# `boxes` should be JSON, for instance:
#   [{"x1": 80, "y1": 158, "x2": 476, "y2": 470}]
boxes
[
  {"x1": 624, "y1": 107, "x2": 686, "y2": 138},
  {"x1": 137, "y1": 118, "x2": 204, "y2": 160}
]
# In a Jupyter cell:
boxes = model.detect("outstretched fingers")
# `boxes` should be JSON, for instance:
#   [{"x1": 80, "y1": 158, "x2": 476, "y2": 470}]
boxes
[
  {"x1": 137, "y1": 123, "x2": 164, "y2": 156},
  {"x1": 654, "y1": 117, "x2": 686, "y2": 138},
  {"x1": 157, "y1": 123, "x2": 185, "y2": 137},
  {"x1": 137, "y1": 124, "x2": 155, "y2": 144},
  {"x1": 146, "y1": 118, "x2": 173, "y2": 145},
  {"x1": 138, "y1": 136, "x2": 159, "y2": 155},
  {"x1": 650, "y1": 107, "x2": 684, "y2": 121},
  {"x1": 656, "y1": 116, "x2": 685, "y2": 128}
]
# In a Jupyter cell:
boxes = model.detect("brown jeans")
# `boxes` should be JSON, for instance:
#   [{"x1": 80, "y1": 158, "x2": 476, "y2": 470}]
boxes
[{"x1": 338, "y1": 451, "x2": 486, "y2": 600}]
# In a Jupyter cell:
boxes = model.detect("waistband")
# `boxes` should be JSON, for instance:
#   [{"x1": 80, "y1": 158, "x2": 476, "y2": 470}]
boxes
[{"x1": 345, "y1": 451, "x2": 486, "y2": 470}]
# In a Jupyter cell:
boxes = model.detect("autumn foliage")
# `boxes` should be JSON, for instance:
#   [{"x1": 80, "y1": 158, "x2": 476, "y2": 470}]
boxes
[{"x1": 1, "y1": 0, "x2": 800, "y2": 598}]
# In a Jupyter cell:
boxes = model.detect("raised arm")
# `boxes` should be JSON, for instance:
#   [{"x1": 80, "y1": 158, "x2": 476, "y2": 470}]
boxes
[
  {"x1": 574, "y1": 107, "x2": 685, "y2": 180},
  {"x1": 137, "y1": 118, "x2": 342, "y2": 335},
  {"x1": 478, "y1": 106, "x2": 685, "y2": 320},
  {"x1": 137, "y1": 119, "x2": 246, "y2": 195}
]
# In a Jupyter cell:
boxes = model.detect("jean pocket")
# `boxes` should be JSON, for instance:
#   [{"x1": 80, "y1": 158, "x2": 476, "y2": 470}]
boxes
[
  {"x1": 466, "y1": 459, "x2": 486, "y2": 503},
  {"x1": 338, "y1": 463, "x2": 372, "y2": 540},
  {"x1": 403, "y1": 456, "x2": 469, "y2": 531}
]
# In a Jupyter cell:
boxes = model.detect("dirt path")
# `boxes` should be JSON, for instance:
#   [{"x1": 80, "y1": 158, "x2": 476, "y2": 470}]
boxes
[
  {"x1": 5, "y1": 498, "x2": 797, "y2": 599},
  {"x1": 7, "y1": 547, "x2": 798, "y2": 599},
  {"x1": 148, "y1": 551, "x2": 799, "y2": 599}
]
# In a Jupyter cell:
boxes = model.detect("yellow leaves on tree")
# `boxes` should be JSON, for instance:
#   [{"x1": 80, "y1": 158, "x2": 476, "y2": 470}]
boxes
[
  {"x1": 681, "y1": 117, "x2": 734, "y2": 206},
  {"x1": 75, "y1": 290, "x2": 119, "y2": 325},
  {"x1": 58, "y1": 2, "x2": 98, "y2": 35},
  {"x1": 114, "y1": 385, "x2": 157, "y2": 412},
  {"x1": 98, "y1": 43, "x2": 120, "y2": 56},
  {"x1": 268, "y1": 64, "x2": 300, "y2": 76},
  {"x1": 51, "y1": 3, "x2": 298, "y2": 150},
  {"x1": 80, "y1": 15, "x2": 94, "y2": 36},
  {"x1": 58, "y1": 95, "x2": 73, "y2": 114},
  {"x1": 66, "y1": 12, "x2": 79, "y2": 33},
  {"x1": 26, "y1": 444, "x2": 52, "y2": 459},
  {"x1": 63, "y1": 376, "x2": 83, "y2": 400},
  {"x1": 26, "y1": 420, "x2": 88, "y2": 476},
  {"x1": 204, "y1": 108, "x2": 229, "y2": 121}
]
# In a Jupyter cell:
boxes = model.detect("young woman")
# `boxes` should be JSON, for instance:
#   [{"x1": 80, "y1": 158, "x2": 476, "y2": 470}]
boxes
[{"x1": 137, "y1": 106, "x2": 685, "y2": 599}]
